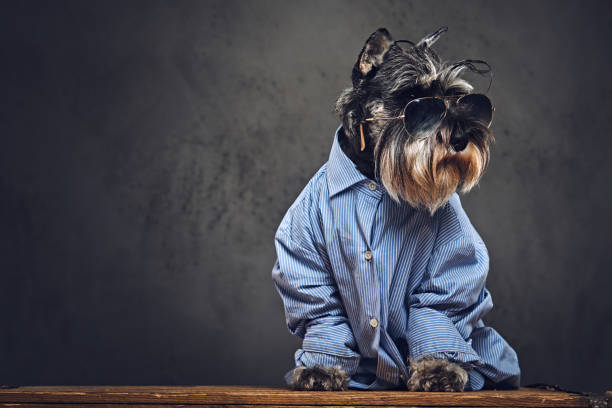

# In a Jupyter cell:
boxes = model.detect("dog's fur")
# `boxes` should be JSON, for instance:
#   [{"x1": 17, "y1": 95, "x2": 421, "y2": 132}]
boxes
[
  {"x1": 289, "y1": 27, "x2": 494, "y2": 391},
  {"x1": 337, "y1": 27, "x2": 493, "y2": 215},
  {"x1": 289, "y1": 365, "x2": 350, "y2": 391}
]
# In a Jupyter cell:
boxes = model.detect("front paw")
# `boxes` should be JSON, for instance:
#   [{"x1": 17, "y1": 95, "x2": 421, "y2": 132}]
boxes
[
  {"x1": 406, "y1": 357, "x2": 468, "y2": 392},
  {"x1": 289, "y1": 365, "x2": 349, "y2": 391}
]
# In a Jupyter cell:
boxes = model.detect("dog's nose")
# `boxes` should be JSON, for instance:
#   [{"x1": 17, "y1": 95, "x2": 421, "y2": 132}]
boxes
[{"x1": 450, "y1": 132, "x2": 468, "y2": 152}]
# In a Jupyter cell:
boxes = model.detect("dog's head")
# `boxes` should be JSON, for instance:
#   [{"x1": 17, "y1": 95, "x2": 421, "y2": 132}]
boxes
[{"x1": 336, "y1": 27, "x2": 494, "y2": 214}]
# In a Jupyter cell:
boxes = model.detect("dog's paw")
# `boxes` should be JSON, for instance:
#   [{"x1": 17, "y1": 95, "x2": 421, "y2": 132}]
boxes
[
  {"x1": 289, "y1": 365, "x2": 349, "y2": 391},
  {"x1": 405, "y1": 357, "x2": 468, "y2": 392}
]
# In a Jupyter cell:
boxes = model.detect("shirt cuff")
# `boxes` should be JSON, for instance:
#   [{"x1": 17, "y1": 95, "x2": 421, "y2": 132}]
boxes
[
  {"x1": 407, "y1": 306, "x2": 482, "y2": 362},
  {"x1": 466, "y1": 369, "x2": 486, "y2": 391},
  {"x1": 424, "y1": 351, "x2": 482, "y2": 367}
]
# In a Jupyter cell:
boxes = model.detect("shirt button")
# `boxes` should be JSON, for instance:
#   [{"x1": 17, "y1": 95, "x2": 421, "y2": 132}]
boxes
[
  {"x1": 368, "y1": 181, "x2": 377, "y2": 191},
  {"x1": 364, "y1": 250, "x2": 373, "y2": 260},
  {"x1": 369, "y1": 317, "x2": 379, "y2": 328}
]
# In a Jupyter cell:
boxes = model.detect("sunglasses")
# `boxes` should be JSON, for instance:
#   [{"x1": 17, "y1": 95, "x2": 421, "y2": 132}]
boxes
[{"x1": 358, "y1": 93, "x2": 494, "y2": 151}]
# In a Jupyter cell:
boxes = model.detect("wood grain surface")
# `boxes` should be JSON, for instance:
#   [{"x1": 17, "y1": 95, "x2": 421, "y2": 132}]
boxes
[{"x1": 0, "y1": 386, "x2": 601, "y2": 407}]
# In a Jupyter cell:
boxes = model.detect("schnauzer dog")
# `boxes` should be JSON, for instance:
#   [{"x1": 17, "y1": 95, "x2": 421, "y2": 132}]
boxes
[{"x1": 272, "y1": 27, "x2": 520, "y2": 392}]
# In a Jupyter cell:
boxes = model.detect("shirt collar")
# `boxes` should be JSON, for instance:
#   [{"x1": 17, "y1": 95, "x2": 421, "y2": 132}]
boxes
[{"x1": 326, "y1": 125, "x2": 370, "y2": 197}]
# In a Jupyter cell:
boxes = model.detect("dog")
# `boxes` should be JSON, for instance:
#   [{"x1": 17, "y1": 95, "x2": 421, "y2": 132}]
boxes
[{"x1": 272, "y1": 27, "x2": 520, "y2": 392}]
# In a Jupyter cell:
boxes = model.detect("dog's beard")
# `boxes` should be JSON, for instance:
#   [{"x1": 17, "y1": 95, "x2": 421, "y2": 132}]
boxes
[{"x1": 374, "y1": 120, "x2": 491, "y2": 215}]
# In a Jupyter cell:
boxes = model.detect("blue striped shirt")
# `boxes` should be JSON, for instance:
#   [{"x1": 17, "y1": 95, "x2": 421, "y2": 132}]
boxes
[{"x1": 272, "y1": 125, "x2": 520, "y2": 390}]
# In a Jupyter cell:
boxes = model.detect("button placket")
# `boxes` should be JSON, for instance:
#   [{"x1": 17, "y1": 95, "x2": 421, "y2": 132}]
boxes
[{"x1": 354, "y1": 183, "x2": 382, "y2": 352}]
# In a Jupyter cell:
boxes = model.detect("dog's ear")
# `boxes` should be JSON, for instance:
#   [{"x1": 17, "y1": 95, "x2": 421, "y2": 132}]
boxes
[
  {"x1": 352, "y1": 28, "x2": 393, "y2": 86},
  {"x1": 416, "y1": 26, "x2": 448, "y2": 49}
]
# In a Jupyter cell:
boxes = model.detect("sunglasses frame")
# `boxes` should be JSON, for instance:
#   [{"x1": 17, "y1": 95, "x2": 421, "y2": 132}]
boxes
[{"x1": 358, "y1": 93, "x2": 495, "y2": 151}]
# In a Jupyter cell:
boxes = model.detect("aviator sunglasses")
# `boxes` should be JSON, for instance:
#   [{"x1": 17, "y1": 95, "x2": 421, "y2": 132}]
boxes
[{"x1": 359, "y1": 93, "x2": 494, "y2": 151}]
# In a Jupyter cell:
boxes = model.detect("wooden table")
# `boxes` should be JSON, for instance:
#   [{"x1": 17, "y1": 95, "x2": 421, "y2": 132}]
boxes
[{"x1": 0, "y1": 386, "x2": 609, "y2": 407}]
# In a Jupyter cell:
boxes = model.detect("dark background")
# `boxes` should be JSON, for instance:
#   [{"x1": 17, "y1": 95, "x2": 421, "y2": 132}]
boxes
[{"x1": 1, "y1": 0, "x2": 611, "y2": 393}]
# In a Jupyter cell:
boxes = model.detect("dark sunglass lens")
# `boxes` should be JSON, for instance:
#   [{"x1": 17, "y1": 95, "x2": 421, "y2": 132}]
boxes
[
  {"x1": 457, "y1": 94, "x2": 493, "y2": 126},
  {"x1": 403, "y1": 98, "x2": 446, "y2": 135}
]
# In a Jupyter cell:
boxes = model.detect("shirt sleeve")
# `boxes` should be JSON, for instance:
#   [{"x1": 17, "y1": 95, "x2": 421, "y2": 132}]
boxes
[
  {"x1": 271, "y1": 182, "x2": 361, "y2": 379},
  {"x1": 406, "y1": 202, "x2": 520, "y2": 390}
]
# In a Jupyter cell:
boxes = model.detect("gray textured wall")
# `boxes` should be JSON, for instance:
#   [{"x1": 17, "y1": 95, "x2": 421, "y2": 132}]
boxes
[{"x1": 1, "y1": 0, "x2": 611, "y2": 393}]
